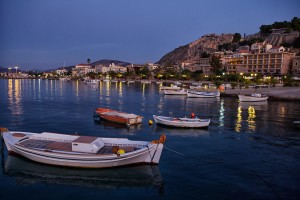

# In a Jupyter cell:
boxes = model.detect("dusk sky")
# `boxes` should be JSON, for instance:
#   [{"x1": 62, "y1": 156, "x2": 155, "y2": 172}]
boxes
[{"x1": 0, "y1": 0, "x2": 299, "y2": 70}]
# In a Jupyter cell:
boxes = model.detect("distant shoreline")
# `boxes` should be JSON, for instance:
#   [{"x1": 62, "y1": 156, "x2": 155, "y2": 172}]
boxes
[{"x1": 1, "y1": 77, "x2": 299, "y2": 101}]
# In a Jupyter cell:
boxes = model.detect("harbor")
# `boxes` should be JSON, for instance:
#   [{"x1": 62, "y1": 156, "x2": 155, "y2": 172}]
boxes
[{"x1": 0, "y1": 79, "x2": 299, "y2": 199}]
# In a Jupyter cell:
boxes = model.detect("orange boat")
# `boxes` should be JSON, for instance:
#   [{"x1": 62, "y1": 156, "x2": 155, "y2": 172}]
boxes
[{"x1": 93, "y1": 108, "x2": 143, "y2": 126}]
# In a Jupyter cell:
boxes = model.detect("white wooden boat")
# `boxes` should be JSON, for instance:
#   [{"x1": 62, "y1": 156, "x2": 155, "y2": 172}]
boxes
[
  {"x1": 164, "y1": 89, "x2": 187, "y2": 95},
  {"x1": 84, "y1": 79, "x2": 99, "y2": 84},
  {"x1": 238, "y1": 93, "x2": 268, "y2": 102},
  {"x1": 1, "y1": 128, "x2": 166, "y2": 168},
  {"x1": 187, "y1": 90, "x2": 220, "y2": 98},
  {"x1": 153, "y1": 115, "x2": 210, "y2": 128},
  {"x1": 159, "y1": 85, "x2": 181, "y2": 90}
]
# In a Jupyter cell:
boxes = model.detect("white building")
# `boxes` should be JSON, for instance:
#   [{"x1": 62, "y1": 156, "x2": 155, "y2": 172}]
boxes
[
  {"x1": 72, "y1": 64, "x2": 91, "y2": 76},
  {"x1": 95, "y1": 63, "x2": 127, "y2": 74},
  {"x1": 55, "y1": 68, "x2": 68, "y2": 75},
  {"x1": 146, "y1": 63, "x2": 160, "y2": 71}
]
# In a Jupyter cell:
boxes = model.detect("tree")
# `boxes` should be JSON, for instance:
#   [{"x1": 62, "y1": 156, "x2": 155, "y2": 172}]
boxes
[
  {"x1": 209, "y1": 55, "x2": 223, "y2": 75},
  {"x1": 293, "y1": 36, "x2": 300, "y2": 48},
  {"x1": 87, "y1": 72, "x2": 96, "y2": 79},
  {"x1": 260, "y1": 24, "x2": 273, "y2": 36},
  {"x1": 291, "y1": 17, "x2": 300, "y2": 31},
  {"x1": 201, "y1": 52, "x2": 210, "y2": 58},
  {"x1": 87, "y1": 58, "x2": 91, "y2": 64},
  {"x1": 233, "y1": 33, "x2": 241, "y2": 43},
  {"x1": 108, "y1": 71, "x2": 117, "y2": 79},
  {"x1": 139, "y1": 66, "x2": 150, "y2": 79}
]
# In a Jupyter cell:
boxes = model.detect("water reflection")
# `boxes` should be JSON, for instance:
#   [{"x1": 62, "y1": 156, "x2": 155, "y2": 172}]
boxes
[
  {"x1": 235, "y1": 106, "x2": 242, "y2": 132},
  {"x1": 94, "y1": 120, "x2": 142, "y2": 134},
  {"x1": 239, "y1": 101, "x2": 268, "y2": 111},
  {"x1": 153, "y1": 125, "x2": 209, "y2": 137},
  {"x1": 247, "y1": 106, "x2": 256, "y2": 131},
  {"x1": 235, "y1": 102, "x2": 265, "y2": 132},
  {"x1": 7, "y1": 79, "x2": 23, "y2": 117},
  {"x1": 3, "y1": 155, "x2": 163, "y2": 190},
  {"x1": 219, "y1": 99, "x2": 225, "y2": 127}
]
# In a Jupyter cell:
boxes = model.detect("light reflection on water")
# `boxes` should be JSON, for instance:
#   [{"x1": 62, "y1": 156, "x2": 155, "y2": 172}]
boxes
[{"x1": 8, "y1": 79, "x2": 23, "y2": 117}]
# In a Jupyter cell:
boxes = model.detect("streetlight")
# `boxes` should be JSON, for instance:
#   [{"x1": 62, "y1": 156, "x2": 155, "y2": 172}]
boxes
[
  {"x1": 14, "y1": 66, "x2": 18, "y2": 74},
  {"x1": 8, "y1": 67, "x2": 11, "y2": 73}
]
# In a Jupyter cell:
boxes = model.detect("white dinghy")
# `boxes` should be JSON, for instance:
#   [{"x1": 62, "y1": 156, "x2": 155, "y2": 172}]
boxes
[
  {"x1": 238, "y1": 93, "x2": 268, "y2": 102},
  {"x1": 153, "y1": 115, "x2": 210, "y2": 128}
]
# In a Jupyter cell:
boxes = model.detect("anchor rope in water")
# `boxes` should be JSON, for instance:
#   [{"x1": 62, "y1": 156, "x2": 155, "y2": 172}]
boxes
[{"x1": 164, "y1": 146, "x2": 185, "y2": 156}]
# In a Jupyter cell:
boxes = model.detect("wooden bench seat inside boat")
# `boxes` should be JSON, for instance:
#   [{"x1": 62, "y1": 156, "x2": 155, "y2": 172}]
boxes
[{"x1": 18, "y1": 139, "x2": 137, "y2": 154}]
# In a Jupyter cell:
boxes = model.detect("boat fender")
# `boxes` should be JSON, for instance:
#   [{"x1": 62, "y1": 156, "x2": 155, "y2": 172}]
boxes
[
  {"x1": 112, "y1": 146, "x2": 119, "y2": 154},
  {"x1": 159, "y1": 134, "x2": 167, "y2": 144},
  {"x1": 0, "y1": 128, "x2": 8, "y2": 140},
  {"x1": 191, "y1": 112, "x2": 195, "y2": 118},
  {"x1": 117, "y1": 149, "x2": 125, "y2": 156},
  {"x1": 0, "y1": 127, "x2": 8, "y2": 132},
  {"x1": 151, "y1": 134, "x2": 167, "y2": 144}
]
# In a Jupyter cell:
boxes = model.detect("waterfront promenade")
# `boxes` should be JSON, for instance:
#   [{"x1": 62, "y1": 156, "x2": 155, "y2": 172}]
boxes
[{"x1": 221, "y1": 87, "x2": 300, "y2": 101}]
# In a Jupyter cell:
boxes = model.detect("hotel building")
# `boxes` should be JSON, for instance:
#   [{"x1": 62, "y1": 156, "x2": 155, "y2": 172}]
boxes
[{"x1": 225, "y1": 52, "x2": 295, "y2": 75}]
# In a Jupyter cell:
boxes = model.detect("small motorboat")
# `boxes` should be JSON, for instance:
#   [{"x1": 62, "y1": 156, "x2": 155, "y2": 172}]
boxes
[
  {"x1": 159, "y1": 85, "x2": 181, "y2": 90},
  {"x1": 164, "y1": 89, "x2": 187, "y2": 95},
  {"x1": 238, "y1": 93, "x2": 268, "y2": 102},
  {"x1": 94, "y1": 108, "x2": 143, "y2": 126},
  {"x1": 153, "y1": 115, "x2": 210, "y2": 128},
  {"x1": 84, "y1": 79, "x2": 99, "y2": 84},
  {"x1": 187, "y1": 90, "x2": 220, "y2": 98},
  {"x1": 1, "y1": 128, "x2": 166, "y2": 168}
]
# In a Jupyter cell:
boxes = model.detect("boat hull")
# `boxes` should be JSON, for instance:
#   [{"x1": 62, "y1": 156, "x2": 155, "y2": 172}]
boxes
[
  {"x1": 187, "y1": 91, "x2": 220, "y2": 98},
  {"x1": 2, "y1": 131, "x2": 164, "y2": 168},
  {"x1": 164, "y1": 90, "x2": 187, "y2": 95},
  {"x1": 153, "y1": 115, "x2": 210, "y2": 128},
  {"x1": 94, "y1": 108, "x2": 143, "y2": 126},
  {"x1": 238, "y1": 95, "x2": 268, "y2": 102}
]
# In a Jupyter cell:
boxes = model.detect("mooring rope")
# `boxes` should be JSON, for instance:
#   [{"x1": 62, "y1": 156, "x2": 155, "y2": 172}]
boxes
[{"x1": 164, "y1": 146, "x2": 185, "y2": 156}]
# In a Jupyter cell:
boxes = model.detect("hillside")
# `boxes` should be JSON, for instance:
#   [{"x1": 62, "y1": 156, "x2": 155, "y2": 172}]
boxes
[
  {"x1": 157, "y1": 34, "x2": 233, "y2": 66},
  {"x1": 157, "y1": 17, "x2": 300, "y2": 66},
  {"x1": 91, "y1": 59, "x2": 131, "y2": 67}
]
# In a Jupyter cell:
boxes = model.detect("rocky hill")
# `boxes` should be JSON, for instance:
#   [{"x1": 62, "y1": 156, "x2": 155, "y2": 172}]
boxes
[{"x1": 157, "y1": 33, "x2": 234, "y2": 66}]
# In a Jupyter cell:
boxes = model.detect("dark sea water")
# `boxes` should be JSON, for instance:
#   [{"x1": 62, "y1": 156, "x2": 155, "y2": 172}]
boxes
[{"x1": 0, "y1": 79, "x2": 300, "y2": 200}]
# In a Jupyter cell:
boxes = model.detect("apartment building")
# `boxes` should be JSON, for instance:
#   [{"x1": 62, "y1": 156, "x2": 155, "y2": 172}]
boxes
[{"x1": 225, "y1": 52, "x2": 295, "y2": 75}]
